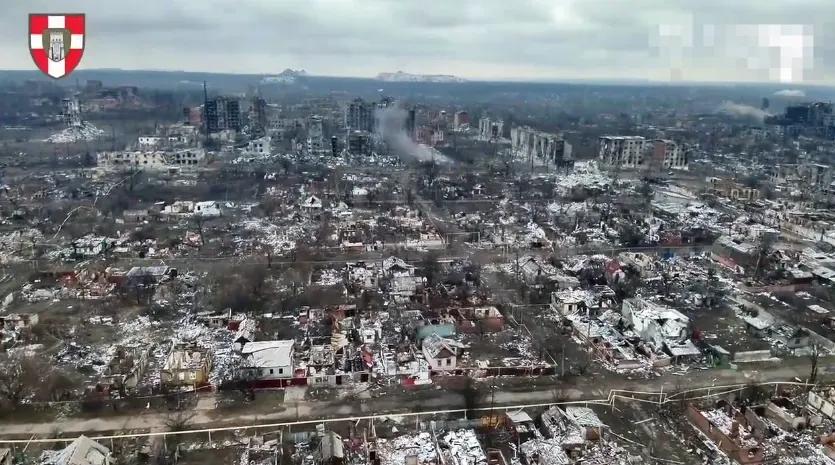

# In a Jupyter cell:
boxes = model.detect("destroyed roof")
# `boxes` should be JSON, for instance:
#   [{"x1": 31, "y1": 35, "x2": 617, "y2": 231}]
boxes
[
  {"x1": 318, "y1": 431, "x2": 344, "y2": 460},
  {"x1": 241, "y1": 340, "x2": 294, "y2": 367},
  {"x1": 553, "y1": 288, "x2": 594, "y2": 307},
  {"x1": 302, "y1": 195, "x2": 323, "y2": 208},
  {"x1": 234, "y1": 318, "x2": 258, "y2": 343},
  {"x1": 624, "y1": 298, "x2": 689, "y2": 325},
  {"x1": 422, "y1": 333, "x2": 461, "y2": 359},
  {"x1": 541, "y1": 406, "x2": 586, "y2": 446},
  {"x1": 440, "y1": 429, "x2": 486, "y2": 465},
  {"x1": 520, "y1": 439, "x2": 570, "y2": 465},
  {"x1": 375, "y1": 432, "x2": 437, "y2": 465},
  {"x1": 666, "y1": 340, "x2": 702, "y2": 357},
  {"x1": 383, "y1": 256, "x2": 413, "y2": 271},
  {"x1": 507, "y1": 409, "x2": 534, "y2": 424},
  {"x1": 126, "y1": 266, "x2": 169, "y2": 277},
  {"x1": 564, "y1": 406, "x2": 604, "y2": 428},
  {"x1": 165, "y1": 344, "x2": 208, "y2": 370},
  {"x1": 43, "y1": 435, "x2": 112, "y2": 465}
]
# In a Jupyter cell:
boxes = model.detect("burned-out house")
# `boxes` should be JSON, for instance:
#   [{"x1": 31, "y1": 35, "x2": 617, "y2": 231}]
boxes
[
  {"x1": 621, "y1": 297, "x2": 700, "y2": 364},
  {"x1": 161, "y1": 341, "x2": 212, "y2": 388},
  {"x1": 98, "y1": 345, "x2": 151, "y2": 395},
  {"x1": 41, "y1": 435, "x2": 115, "y2": 465}
]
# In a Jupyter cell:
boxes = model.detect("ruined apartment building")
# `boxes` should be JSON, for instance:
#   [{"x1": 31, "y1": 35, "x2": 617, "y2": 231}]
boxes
[
  {"x1": 205, "y1": 96, "x2": 241, "y2": 133},
  {"x1": 511, "y1": 125, "x2": 574, "y2": 166},
  {"x1": 478, "y1": 116, "x2": 503, "y2": 141},
  {"x1": 598, "y1": 136, "x2": 688, "y2": 170},
  {"x1": 96, "y1": 149, "x2": 206, "y2": 172}
]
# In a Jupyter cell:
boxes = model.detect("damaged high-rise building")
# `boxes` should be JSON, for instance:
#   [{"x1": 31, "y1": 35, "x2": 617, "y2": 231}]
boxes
[
  {"x1": 598, "y1": 136, "x2": 688, "y2": 170},
  {"x1": 347, "y1": 130, "x2": 372, "y2": 156},
  {"x1": 453, "y1": 111, "x2": 470, "y2": 130},
  {"x1": 205, "y1": 96, "x2": 241, "y2": 133},
  {"x1": 478, "y1": 117, "x2": 503, "y2": 141},
  {"x1": 345, "y1": 98, "x2": 374, "y2": 133},
  {"x1": 248, "y1": 97, "x2": 267, "y2": 137},
  {"x1": 307, "y1": 115, "x2": 325, "y2": 154},
  {"x1": 510, "y1": 126, "x2": 574, "y2": 167},
  {"x1": 62, "y1": 97, "x2": 82, "y2": 128}
]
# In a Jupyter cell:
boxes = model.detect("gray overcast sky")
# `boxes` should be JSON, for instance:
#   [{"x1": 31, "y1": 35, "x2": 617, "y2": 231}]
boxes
[{"x1": 3, "y1": 0, "x2": 834, "y2": 83}]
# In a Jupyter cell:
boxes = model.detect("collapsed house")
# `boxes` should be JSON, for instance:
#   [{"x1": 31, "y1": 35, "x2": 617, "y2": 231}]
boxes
[
  {"x1": 38, "y1": 435, "x2": 114, "y2": 465},
  {"x1": 686, "y1": 404, "x2": 765, "y2": 464},
  {"x1": 96, "y1": 345, "x2": 151, "y2": 395},
  {"x1": 161, "y1": 341, "x2": 212, "y2": 388},
  {"x1": 621, "y1": 297, "x2": 700, "y2": 365},
  {"x1": 538, "y1": 406, "x2": 604, "y2": 455}
]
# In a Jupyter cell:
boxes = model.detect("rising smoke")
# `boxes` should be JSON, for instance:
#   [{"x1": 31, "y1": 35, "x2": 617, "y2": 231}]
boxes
[
  {"x1": 717, "y1": 101, "x2": 771, "y2": 122},
  {"x1": 774, "y1": 89, "x2": 806, "y2": 98},
  {"x1": 374, "y1": 106, "x2": 452, "y2": 163}
]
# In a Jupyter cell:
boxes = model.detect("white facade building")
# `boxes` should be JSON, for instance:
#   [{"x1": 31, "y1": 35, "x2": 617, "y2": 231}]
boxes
[
  {"x1": 246, "y1": 136, "x2": 271, "y2": 155},
  {"x1": 138, "y1": 136, "x2": 163, "y2": 149},
  {"x1": 599, "y1": 136, "x2": 646, "y2": 168},
  {"x1": 599, "y1": 136, "x2": 688, "y2": 170},
  {"x1": 97, "y1": 149, "x2": 205, "y2": 172},
  {"x1": 162, "y1": 200, "x2": 221, "y2": 218},
  {"x1": 239, "y1": 340, "x2": 295, "y2": 380},
  {"x1": 649, "y1": 139, "x2": 688, "y2": 170}
]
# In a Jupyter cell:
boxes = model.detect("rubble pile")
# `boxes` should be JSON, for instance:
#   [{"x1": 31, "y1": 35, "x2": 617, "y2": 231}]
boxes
[
  {"x1": 554, "y1": 161, "x2": 612, "y2": 193},
  {"x1": 440, "y1": 429, "x2": 486, "y2": 465},
  {"x1": 171, "y1": 315, "x2": 237, "y2": 385},
  {"x1": 376, "y1": 432, "x2": 438, "y2": 465},
  {"x1": 45, "y1": 122, "x2": 105, "y2": 143},
  {"x1": 237, "y1": 218, "x2": 303, "y2": 254},
  {"x1": 700, "y1": 408, "x2": 759, "y2": 448}
]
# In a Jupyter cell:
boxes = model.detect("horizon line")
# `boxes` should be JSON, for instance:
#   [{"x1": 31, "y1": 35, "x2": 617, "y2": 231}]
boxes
[{"x1": 0, "y1": 67, "x2": 833, "y2": 89}]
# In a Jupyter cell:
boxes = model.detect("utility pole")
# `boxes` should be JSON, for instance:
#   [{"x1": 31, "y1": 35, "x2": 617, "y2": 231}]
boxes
[
  {"x1": 561, "y1": 342, "x2": 565, "y2": 377},
  {"x1": 203, "y1": 80, "x2": 209, "y2": 148}
]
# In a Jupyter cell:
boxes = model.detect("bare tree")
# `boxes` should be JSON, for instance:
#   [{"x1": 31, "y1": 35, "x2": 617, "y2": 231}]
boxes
[
  {"x1": 0, "y1": 354, "x2": 44, "y2": 406},
  {"x1": 164, "y1": 410, "x2": 196, "y2": 432},
  {"x1": 754, "y1": 233, "x2": 776, "y2": 279},
  {"x1": 703, "y1": 266, "x2": 726, "y2": 309},
  {"x1": 809, "y1": 344, "x2": 820, "y2": 387},
  {"x1": 192, "y1": 215, "x2": 206, "y2": 249}
]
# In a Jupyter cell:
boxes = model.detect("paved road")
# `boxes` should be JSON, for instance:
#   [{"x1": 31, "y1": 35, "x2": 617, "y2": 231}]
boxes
[{"x1": 0, "y1": 357, "x2": 826, "y2": 439}]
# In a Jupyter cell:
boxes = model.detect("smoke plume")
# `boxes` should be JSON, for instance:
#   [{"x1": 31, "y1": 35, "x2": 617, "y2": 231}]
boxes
[
  {"x1": 374, "y1": 106, "x2": 452, "y2": 163},
  {"x1": 717, "y1": 101, "x2": 771, "y2": 122},
  {"x1": 774, "y1": 89, "x2": 805, "y2": 98}
]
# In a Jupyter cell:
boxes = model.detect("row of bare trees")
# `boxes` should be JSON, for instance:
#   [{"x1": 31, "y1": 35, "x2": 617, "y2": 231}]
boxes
[{"x1": 0, "y1": 353, "x2": 79, "y2": 409}]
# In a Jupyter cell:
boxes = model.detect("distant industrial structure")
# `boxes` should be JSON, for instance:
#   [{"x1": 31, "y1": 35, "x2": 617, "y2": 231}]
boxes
[{"x1": 766, "y1": 101, "x2": 835, "y2": 139}]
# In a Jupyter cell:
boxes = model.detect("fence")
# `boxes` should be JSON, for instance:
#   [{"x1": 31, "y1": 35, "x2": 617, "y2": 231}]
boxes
[{"x1": 0, "y1": 380, "x2": 821, "y2": 445}]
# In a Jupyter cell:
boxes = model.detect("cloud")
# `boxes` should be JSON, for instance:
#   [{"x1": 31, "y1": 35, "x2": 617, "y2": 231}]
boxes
[
  {"x1": 773, "y1": 89, "x2": 806, "y2": 97},
  {"x1": 717, "y1": 101, "x2": 771, "y2": 122},
  {"x1": 0, "y1": 0, "x2": 833, "y2": 83}
]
